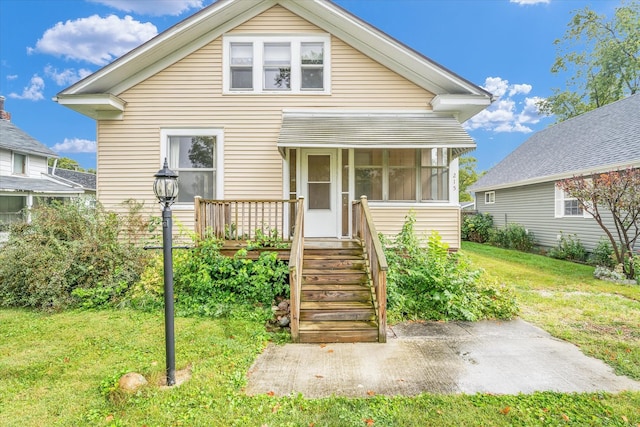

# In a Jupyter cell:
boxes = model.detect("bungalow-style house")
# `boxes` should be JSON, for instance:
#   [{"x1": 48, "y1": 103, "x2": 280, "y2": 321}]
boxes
[
  {"x1": 470, "y1": 94, "x2": 640, "y2": 252},
  {"x1": 55, "y1": 0, "x2": 492, "y2": 342},
  {"x1": 0, "y1": 97, "x2": 86, "y2": 227}
]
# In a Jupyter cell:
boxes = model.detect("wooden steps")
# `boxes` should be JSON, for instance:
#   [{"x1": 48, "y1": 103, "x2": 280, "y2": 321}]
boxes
[{"x1": 299, "y1": 240, "x2": 379, "y2": 343}]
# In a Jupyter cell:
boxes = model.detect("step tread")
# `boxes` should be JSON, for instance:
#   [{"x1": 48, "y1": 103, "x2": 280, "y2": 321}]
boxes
[
  {"x1": 299, "y1": 320, "x2": 378, "y2": 331},
  {"x1": 303, "y1": 268, "x2": 366, "y2": 275},
  {"x1": 300, "y1": 301, "x2": 373, "y2": 310},
  {"x1": 302, "y1": 283, "x2": 370, "y2": 291}
]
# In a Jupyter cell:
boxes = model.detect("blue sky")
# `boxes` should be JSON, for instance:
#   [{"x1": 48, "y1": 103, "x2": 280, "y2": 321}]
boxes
[{"x1": 0, "y1": 0, "x2": 621, "y2": 172}]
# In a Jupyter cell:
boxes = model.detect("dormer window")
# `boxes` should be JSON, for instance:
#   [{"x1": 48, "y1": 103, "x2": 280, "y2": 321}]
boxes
[{"x1": 224, "y1": 35, "x2": 330, "y2": 94}]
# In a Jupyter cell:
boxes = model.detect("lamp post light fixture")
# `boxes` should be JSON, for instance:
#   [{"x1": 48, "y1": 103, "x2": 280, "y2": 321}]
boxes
[{"x1": 153, "y1": 158, "x2": 179, "y2": 386}]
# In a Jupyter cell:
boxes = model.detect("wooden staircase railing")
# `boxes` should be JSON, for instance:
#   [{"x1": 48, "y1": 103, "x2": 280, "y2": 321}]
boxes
[
  {"x1": 352, "y1": 196, "x2": 388, "y2": 343},
  {"x1": 288, "y1": 198, "x2": 304, "y2": 342},
  {"x1": 194, "y1": 197, "x2": 298, "y2": 241}
]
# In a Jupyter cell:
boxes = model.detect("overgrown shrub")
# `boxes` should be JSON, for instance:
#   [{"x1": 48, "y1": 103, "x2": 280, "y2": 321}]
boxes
[
  {"x1": 0, "y1": 200, "x2": 152, "y2": 311},
  {"x1": 128, "y1": 235, "x2": 289, "y2": 318},
  {"x1": 489, "y1": 223, "x2": 536, "y2": 252},
  {"x1": 461, "y1": 213, "x2": 493, "y2": 243},
  {"x1": 588, "y1": 238, "x2": 616, "y2": 268},
  {"x1": 382, "y1": 213, "x2": 518, "y2": 322},
  {"x1": 548, "y1": 233, "x2": 588, "y2": 263}
]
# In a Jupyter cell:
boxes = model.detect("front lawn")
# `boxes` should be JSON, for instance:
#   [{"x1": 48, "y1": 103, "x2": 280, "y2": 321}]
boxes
[{"x1": 2, "y1": 244, "x2": 640, "y2": 426}]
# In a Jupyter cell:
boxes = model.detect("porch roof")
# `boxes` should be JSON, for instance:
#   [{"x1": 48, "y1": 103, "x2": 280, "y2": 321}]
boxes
[{"x1": 277, "y1": 111, "x2": 476, "y2": 158}]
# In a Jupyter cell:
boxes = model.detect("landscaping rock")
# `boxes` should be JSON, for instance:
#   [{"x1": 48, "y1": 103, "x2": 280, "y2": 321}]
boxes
[
  {"x1": 278, "y1": 315, "x2": 290, "y2": 327},
  {"x1": 277, "y1": 300, "x2": 289, "y2": 312},
  {"x1": 118, "y1": 372, "x2": 147, "y2": 393}
]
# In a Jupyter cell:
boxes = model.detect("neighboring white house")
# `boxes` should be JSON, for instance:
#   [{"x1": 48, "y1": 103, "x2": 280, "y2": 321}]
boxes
[
  {"x1": 0, "y1": 96, "x2": 86, "y2": 228},
  {"x1": 470, "y1": 94, "x2": 640, "y2": 251}
]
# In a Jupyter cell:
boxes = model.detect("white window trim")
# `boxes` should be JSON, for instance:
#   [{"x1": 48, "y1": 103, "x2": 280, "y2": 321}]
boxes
[
  {"x1": 12, "y1": 152, "x2": 28, "y2": 175},
  {"x1": 485, "y1": 191, "x2": 495, "y2": 204},
  {"x1": 554, "y1": 185, "x2": 589, "y2": 218},
  {"x1": 160, "y1": 128, "x2": 224, "y2": 210},
  {"x1": 223, "y1": 34, "x2": 331, "y2": 95}
]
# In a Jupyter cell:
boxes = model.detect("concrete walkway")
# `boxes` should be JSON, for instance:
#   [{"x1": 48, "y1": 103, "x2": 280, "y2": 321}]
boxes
[{"x1": 245, "y1": 319, "x2": 640, "y2": 397}]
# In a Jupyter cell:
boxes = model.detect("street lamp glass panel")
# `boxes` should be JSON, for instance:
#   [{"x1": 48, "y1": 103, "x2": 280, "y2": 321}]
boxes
[{"x1": 154, "y1": 177, "x2": 179, "y2": 202}]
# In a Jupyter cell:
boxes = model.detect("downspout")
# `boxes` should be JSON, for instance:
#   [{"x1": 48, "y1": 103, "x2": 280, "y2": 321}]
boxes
[{"x1": 52, "y1": 158, "x2": 58, "y2": 175}]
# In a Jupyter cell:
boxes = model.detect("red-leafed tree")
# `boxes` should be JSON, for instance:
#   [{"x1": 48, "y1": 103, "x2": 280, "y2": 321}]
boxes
[{"x1": 557, "y1": 167, "x2": 640, "y2": 279}]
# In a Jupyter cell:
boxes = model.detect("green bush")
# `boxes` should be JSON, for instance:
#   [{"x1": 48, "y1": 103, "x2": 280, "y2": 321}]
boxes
[
  {"x1": 588, "y1": 238, "x2": 616, "y2": 268},
  {"x1": 129, "y1": 236, "x2": 289, "y2": 318},
  {"x1": 0, "y1": 200, "x2": 151, "y2": 311},
  {"x1": 548, "y1": 233, "x2": 588, "y2": 263},
  {"x1": 490, "y1": 223, "x2": 536, "y2": 252},
  {"x1": 383, "y1": 213, "x2": 518, "y2": 322},
  {"x1": 461, "y1": 213, "x2": 493, "y2": 243}
]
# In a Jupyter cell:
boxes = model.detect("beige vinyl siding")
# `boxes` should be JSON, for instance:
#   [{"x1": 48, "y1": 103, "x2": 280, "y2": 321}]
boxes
[
  {"x1": 96, "y1": 5, "x2": 435, "y2": 231},
  {"x1": 369, "y1": 205, "x2": 461, "y2": 250},
  {"x1": 477, "y1": 182, "x2": 616, "y2": 251}
]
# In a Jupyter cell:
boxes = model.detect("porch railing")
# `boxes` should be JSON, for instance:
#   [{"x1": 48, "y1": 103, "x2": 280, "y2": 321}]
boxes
[
  {"x1": 288, "y1": 198, "x2": 304, "y2": 342},
  {"x1": 194, "y1": 197, "x2": 298, "y2": 241},
  {"x1": 352, "y1": 196, "x2": 388, "y2": 343}
]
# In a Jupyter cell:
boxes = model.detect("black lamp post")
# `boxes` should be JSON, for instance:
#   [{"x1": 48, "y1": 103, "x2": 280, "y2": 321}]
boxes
[{"x1": 153, "y1": 158, "x2": 179, "y2": 386}]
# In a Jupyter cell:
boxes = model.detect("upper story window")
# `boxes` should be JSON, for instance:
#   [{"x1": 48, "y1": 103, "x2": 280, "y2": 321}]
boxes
[
  {"x1": 354, "y1": 148, "x2": 450, "y2": 203},
  {"x1": 13, "y1": 152, "x2": 27, "y2": 175},
  {"x1": 224, "y1": 35, "x2": 330, "y2": 94}
]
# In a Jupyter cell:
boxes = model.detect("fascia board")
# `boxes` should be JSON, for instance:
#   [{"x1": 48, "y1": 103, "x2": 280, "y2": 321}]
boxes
[{"x1": 470, "y1": 160, "x2": 640, "y2": 193}]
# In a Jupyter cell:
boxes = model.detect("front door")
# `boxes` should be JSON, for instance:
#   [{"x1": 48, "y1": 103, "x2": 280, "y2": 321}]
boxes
[{"x1": 300, "y1": 149, "x2": 338, "y2": 237}]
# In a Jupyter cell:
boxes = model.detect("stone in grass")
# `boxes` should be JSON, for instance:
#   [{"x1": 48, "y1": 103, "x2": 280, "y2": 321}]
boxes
[{"x1": 118, "y1": 372, "x2": 148, "y2": 393}]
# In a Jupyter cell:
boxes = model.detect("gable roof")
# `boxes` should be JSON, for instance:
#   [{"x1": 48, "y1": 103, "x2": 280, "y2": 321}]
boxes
[
  {"x1": 0, "y1": 119, "x2": 58, "y2": 158},
  {"x1": 470, "y1": 94, "x2": 640, "y2": 192},
  {"x1": 55, "y1": 0, "x2": 491, "y2": 122}
]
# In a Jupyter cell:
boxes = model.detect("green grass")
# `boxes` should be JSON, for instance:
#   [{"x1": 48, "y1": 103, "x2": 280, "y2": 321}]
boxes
[
  {"x1": 2, "y1": 246, "x2": 640, "y2": 426},
  {"x1": 462, "y1": 242, "x2": 640, "y2": 380}
]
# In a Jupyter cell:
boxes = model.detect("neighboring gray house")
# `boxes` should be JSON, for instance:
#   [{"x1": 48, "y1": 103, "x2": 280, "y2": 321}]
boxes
[
  {"x1": 470, "y1": 94, "x2": 640, "y2": 251},
  {"x1": 0, "y1": 97, "x2": 85, "y2": 227}
]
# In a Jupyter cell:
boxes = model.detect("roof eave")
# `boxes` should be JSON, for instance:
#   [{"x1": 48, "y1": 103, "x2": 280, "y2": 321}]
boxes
[
  {"x1": 54, "y1": 94, "x2": 126, "y2": 120},
  {"x1": 470, "y1": 160, "x2": 640, "y2": 193}
]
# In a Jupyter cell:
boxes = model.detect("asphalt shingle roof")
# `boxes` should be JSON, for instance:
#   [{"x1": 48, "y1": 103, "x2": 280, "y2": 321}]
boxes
[
  {"x1": 471, "y1": 94, "x2": 640, "y2": 191},
  {"x1": 48, "y1": 167, "x2": 96, "y2": 191},
  {"x1": 0, "y1": 119, "x2": 58, "y2": 157}
]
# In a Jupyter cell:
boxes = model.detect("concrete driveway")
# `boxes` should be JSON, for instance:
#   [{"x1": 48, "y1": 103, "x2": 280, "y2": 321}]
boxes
[{"x1": 245, "y1": 319, "x2": 640, "y2": 397}]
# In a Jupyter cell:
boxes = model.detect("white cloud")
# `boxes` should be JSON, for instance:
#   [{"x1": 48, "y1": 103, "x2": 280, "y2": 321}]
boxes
[
  {"x1": 8, "y1": 75, "x2": 45, "y2": 101},
  {"x1": 6, "y1": 74, "x2": 18, "y2": 81},
  {"x1": 89, "y1": 0, "x2": 203, "y2": 16},
  {"x1": 509, "y1": 83, "x2": 532, "y2": 96},
  {"x1": 30, "y1": 15, "x2": 157, "y2": 65},
  {"x1": 464, "y1": 77, "x2": 545, "y2": 134},
  {"x1": 510, "y1": 0, "x2": 550, "y2": 5},
  {"x1": 45, "y1": 65, "x2": 93, "y2": 86},
  {"x1": 52, "y1": 138, "x2": 97, "y2": 153}
]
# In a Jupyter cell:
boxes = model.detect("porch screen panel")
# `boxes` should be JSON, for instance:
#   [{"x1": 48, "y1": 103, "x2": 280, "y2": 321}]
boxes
[
  {"x1": 421, "y1": 148, "x2": 449, "y2": 201},
  {"x1": 389, "y1": 150, "x2": 416, "y2": 201},
  {"x1": 355, "y1": 149, "x2": 382, "y2": 200}
]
